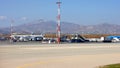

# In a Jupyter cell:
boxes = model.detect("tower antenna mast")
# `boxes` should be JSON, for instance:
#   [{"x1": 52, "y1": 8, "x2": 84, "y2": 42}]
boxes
[
  {"x1": 10, "y1": 19, "x2": 14, "y2": 43},
  {"x1": 56, "y1": 0, "x2": 61, "y2": 44}
]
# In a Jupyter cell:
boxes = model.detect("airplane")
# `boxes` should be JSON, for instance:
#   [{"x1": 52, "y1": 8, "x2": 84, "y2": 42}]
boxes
[{"x1": 103, "y1": 36, "x2": 120, "y2": 42}]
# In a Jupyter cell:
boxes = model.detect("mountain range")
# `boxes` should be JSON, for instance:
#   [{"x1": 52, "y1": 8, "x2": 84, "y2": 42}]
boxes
[{"x1": 0, "y1": 20, "x2": 120, "y2": 34}]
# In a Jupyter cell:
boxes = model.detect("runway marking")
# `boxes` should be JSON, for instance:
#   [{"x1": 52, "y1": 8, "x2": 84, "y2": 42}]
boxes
[
  {"x1": 20, "y1": 46, "x2": 120, "y2": 50},
  {"x1": 16, "y1": 53, "x2": 120, "y2": 68},
  {"x1": 16, "y1": 59, "x2": 65, "y2": 68},
  {"x1": 17, "y1": 61, "x2": 47, "y2": 68}
]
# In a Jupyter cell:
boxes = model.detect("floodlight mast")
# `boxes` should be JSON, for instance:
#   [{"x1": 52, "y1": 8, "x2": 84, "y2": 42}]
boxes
[{"x1": 56, "y1": 0, "x2": 61, "y2": 44}]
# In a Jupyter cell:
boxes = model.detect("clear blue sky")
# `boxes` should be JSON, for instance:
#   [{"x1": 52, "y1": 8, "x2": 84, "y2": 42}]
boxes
[{"x1": 0, "y1": 0, "x2": 120, "y2": 27}]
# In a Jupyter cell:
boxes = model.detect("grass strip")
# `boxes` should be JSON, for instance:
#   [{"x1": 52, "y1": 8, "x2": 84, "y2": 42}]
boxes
[{"x1": 99, "y1": 63, "x2": 120, "y2": 68}]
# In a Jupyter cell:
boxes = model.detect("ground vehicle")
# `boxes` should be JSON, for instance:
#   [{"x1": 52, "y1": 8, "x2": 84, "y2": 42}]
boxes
[
  {"x1": 60, "y1": 35, "x2": 70, "y2": 42},
  {"x1": 70, "y1": 39, "x2": 85, "y2": 43},
  {"x1": 42, "y1": 38, "x2": 56, "y2": 44},
  {"x1": 0, "y1": 37, "x2": 7, "y2": 41},
  {"x1": 34, "y1": 37, "x2": 43, "y2": 41}
]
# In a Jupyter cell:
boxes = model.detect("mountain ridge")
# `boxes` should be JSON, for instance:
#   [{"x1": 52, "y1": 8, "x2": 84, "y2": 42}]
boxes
[{"x1": 0, "y1": 20, "x2": 120, "y2": 34}]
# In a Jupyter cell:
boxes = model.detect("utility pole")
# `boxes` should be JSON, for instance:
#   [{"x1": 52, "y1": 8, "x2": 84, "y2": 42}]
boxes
[{"x1": 56, "y1": 0, "x2": 61, "y2": 44}]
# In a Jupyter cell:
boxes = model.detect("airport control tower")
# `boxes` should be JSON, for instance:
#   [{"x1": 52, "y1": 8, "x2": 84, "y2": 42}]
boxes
[{"x1": 56, "y1": 0, "x2": 61, "y2": 44}]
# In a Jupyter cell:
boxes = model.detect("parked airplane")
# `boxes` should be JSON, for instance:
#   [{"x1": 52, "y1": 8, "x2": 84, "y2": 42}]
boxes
[
  {"x1": 103, "y1": 36, "x2": 120, "y2": 42},
  {"x1": 11, "y1": 34, "x2": 44, "y2": 42}
]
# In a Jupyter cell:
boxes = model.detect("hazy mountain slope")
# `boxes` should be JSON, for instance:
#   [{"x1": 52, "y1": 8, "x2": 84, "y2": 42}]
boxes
[{"x1": 0, "y1": 20, "x2": 120, "y2": 34}]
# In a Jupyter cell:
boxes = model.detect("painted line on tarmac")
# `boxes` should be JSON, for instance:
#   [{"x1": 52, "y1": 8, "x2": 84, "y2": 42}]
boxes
[
  {"x1": 16, "y1": 59, "x2": 64, "y2": 68},
  {"x1": 20, "y1": 46, "x2": 120, "y2": 50},
  {"x1": 16, "y1": 61, "x2": 47, "y2": 68}
]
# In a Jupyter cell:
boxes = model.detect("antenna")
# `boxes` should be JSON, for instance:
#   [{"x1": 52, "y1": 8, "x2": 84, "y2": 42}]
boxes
[
  {"x1": 10, "y1": 19, "x2": 14, "y2": 42},
  {"x1": 56, "y1": 0, "x2": 61, "y2": 44}
]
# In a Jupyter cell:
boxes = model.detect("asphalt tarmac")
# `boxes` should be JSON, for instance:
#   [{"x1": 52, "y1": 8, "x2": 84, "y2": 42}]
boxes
[{"x1": 0, "y1": 43, "x2": 120, "y2": 68}]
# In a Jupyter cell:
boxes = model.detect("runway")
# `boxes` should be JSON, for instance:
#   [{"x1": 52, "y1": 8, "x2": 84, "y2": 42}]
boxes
[{"x1": 0, "y1": 43, "x2": 120, "y2": 68}]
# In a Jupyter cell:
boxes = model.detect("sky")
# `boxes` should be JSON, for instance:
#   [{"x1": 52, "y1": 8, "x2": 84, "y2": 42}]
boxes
[{"x1": 0, "y1": 0, "x2": 120, "y2": 28}]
